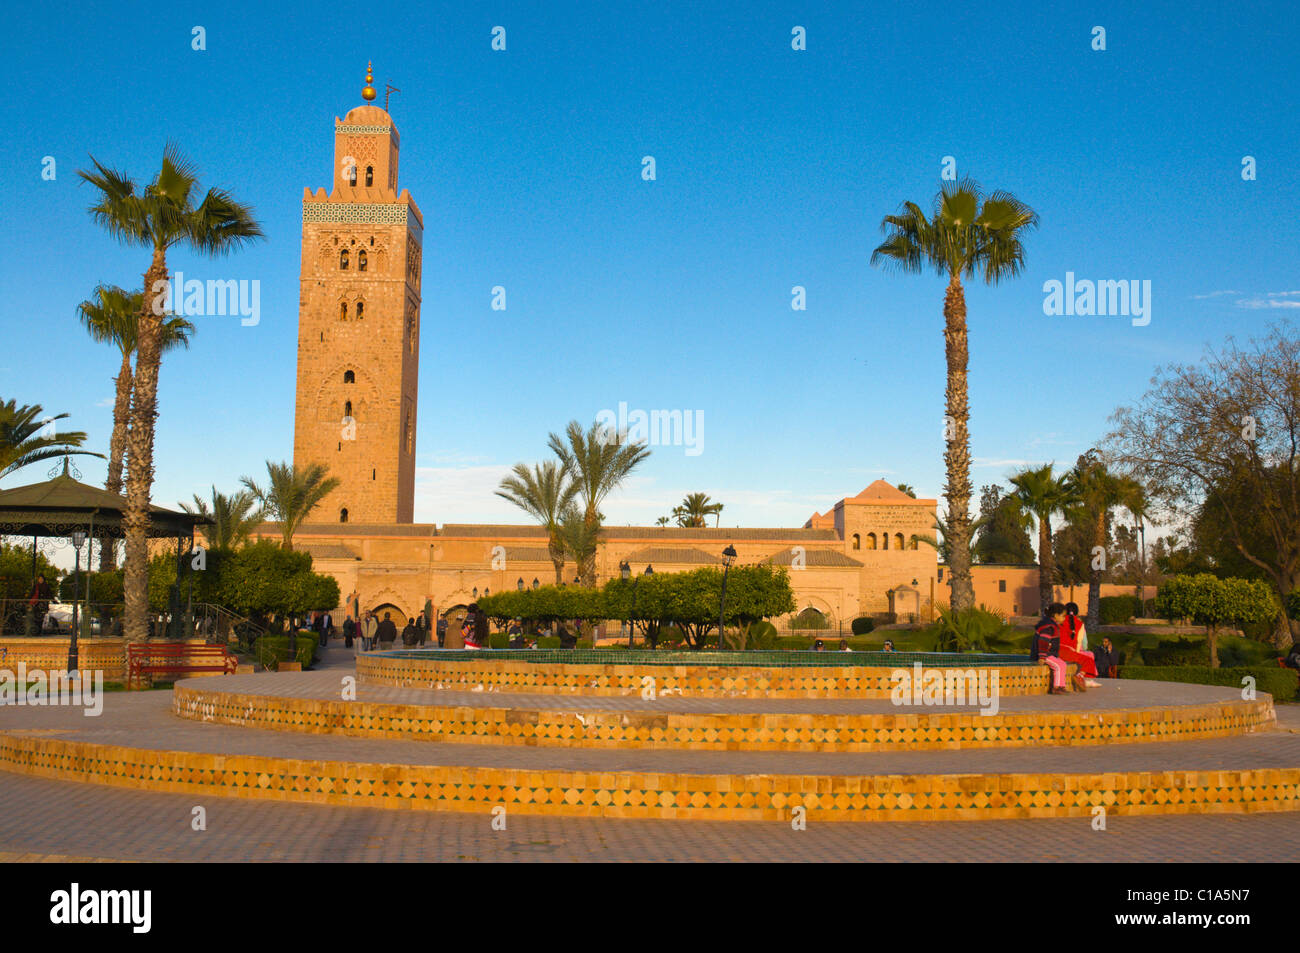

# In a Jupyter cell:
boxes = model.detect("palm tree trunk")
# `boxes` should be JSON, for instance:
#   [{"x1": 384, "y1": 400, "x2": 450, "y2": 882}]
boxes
[
  {"x1": 549, "y1": 532, "x2": 565, "y2": 586},
  {"x1": 1086, "y1": 509, "x2": 1104, "y2": 631},
  {"x1": 942, "y1": 274, "x2": 975, "y2": 613},
  {"x1": 581, "y1": 508, "x2": 599, "y2": 586},
  {"x1": 1037, "y1": 517, "x2": 1054, "y2": 612},
  {"x1": 122, "y1": 248, "x2": 167, "y2": 645},
  {"x1": 99, "y1": 350, "x2": 133, "y2": 572}
]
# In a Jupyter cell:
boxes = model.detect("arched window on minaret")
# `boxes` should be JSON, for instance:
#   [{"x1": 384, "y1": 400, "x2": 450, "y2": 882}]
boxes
[
  {"x1": 340, "y1": 249, "x2": 349, "y2": 270},
  {"x1": 358, "y1": 250, "x2": 367, "y2": 272},
  {"x1": 348, "y1": 165, "x2": 357, "y2": 187},
  {"x1": 344, "y1": 400, "x2": 353, "y2": 418},
  {"x1": 365, "y1": 166, "x2": 374, "y2": 187},
  {"x1": 340, "y1": 301, "x2": 348, "y2": 321},
  {"x1": 340, "y1": 508, "x2": 349, "y2": 523},
  {"x1": 882, "y1": 533, "x2": 890, "y2": 551},
  {"x1": 895, "y1": 533, "x2": 905, "y2": 551},
  {"x1": 356, "y1": 301, "x2": 365, "y2": 320},
  {"x1": 343, "y1": 370, "x2": 355, "y2": 383},
  {"x1": 866, "y1": 533, "x2": 877, "y2": 550},
  {"x1": 851, "y1": 533, "x2": 860, "y2": 550}
]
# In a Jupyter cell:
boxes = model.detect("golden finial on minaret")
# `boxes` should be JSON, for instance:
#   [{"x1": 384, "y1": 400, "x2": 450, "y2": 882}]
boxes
[{"x1": 362, "y1": 61, "x2": 377, "y2": 102}]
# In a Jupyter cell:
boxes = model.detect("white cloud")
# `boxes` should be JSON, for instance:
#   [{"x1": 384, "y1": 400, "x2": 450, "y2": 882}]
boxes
[
  {"x1": 95, "y1": 398, "x2": 115, "y2": 408},
  {"x1": 1191, "y1": 290, "x2": 1242, "y2": 299},
  {"x1": 1237, "y1": 298, "x2": 1300, "y2": 310}
]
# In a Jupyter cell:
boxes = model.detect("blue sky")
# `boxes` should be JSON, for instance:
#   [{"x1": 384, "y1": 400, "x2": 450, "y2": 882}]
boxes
[{"x1": 2, "y1": 0, "x2": 1297, "y2": 530}]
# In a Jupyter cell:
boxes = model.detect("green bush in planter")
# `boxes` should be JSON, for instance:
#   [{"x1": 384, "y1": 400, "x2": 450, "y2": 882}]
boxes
[
  {"x1": 851, "y1": 616, "x2": 875, "y2": 636},
  {"x1": 252, "y1": 632, "x2": 318, "y2": 670}
]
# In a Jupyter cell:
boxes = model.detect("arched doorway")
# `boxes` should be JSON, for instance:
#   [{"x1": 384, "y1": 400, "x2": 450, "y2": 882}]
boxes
[{"x1": 371, "y1": 602, "x2": 407, "y2": 626}]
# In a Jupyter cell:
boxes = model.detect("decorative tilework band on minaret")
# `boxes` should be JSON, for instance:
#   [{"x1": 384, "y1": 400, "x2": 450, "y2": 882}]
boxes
[{"x1": 292, "y1": 68, "x2": 423, "y2": 524}]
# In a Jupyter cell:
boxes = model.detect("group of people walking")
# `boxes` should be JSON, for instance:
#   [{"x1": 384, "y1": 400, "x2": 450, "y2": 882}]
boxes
[
  {"x1": 335, "y1": 603, "x2": 490, "y2": 653},
  {"x1": 339, "y1": 610, "x2": 451, "y2": 652},
  {"x1": 1033, "y1": 601, "x2": 1113, "y2": 694}
]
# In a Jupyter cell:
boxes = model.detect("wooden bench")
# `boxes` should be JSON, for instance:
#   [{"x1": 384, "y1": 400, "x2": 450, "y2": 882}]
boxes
[{"x1": 127, "y1": 642, "x2": 238, "y2": 687}]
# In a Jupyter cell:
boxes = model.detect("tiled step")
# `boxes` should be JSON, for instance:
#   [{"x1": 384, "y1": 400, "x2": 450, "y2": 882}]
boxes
[
  {"x1": 2, "y1": 690, "x2": 1298, "y2": 821},
  {"x1": 171, "y1": 674, "x2": 1275, "y2": 752}
]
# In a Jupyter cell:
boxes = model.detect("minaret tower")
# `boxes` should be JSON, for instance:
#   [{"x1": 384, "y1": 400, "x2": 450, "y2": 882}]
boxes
[{"x1": 293, "y1": 62, "x2": 423, "y2": 524}]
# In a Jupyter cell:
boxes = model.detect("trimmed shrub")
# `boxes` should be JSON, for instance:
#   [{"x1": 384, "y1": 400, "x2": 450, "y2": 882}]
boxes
[
  {"x1": 488, "y1": 632, "x2": 510, "y2": 649},
  {"x1": 536, "y1": 635, "x2": 561, "y2": 649},
  {"x1": 1142, "y1": 637, "x2": 1208, "y2": 667},
  {"x1": 1120, "y1": 665, "x2": 1298, "y2": 702},
  {"x1": 252, "y1": 632, "x2": 318, "y2": 670},
  {"x1": 851, "y1": 616, "x2": 875, "y2": 636},
  {"x1": 1099, "y1": 595, "x2": 1141, "y2": 625}
]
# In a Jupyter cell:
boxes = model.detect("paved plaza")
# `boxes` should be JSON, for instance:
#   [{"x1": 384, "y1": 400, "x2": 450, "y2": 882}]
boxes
[
  {"x1": 1, "y1": 769, "x2": 1297, "y2": 862},
  {"x1": 3, "y1": 643, "x2": 1299, "y2": 858}
]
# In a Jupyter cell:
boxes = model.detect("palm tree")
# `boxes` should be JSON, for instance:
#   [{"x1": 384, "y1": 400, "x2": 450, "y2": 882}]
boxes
[
  {"x1": 0, "y1": 400, "x2": 102, "y2": 480},
  {"x1": 241, "y1": 462, "x2": 339, "y2": 551},
  {"x1": 1123, "y1": 480, "x2": 1151, "y2": 610},
  {"x1": 181, "y1": 486, "x2": 263, "y2": 550},
  {"x1": 911, "y1": 511, "x2": 989, "y2": 565},
  {"x1": 495, "y1": 461, "x2": 577, "y2": 585},
  {"x1": 896, "y1": 483, "x2": 918, "y2": 499},
  {"x1": 1067, "y1": 452, "x2": 1140, "y2": 631},
  {"x1": 655, "y1": 516, "x2": 671, "y2": 527},
  {"x1": 77, "y1": 285, "x2": 194, "y2": 569},
  {"x1": 547, "y1": 420, "x2": 651, "y2": 585},
  {"x1": 871, "y1": 178, "x2": 1039, "y2": 613},
  {"x1": 1009, "y1": 464, "x2": 1077, "y2": 611},
  {"x1": 80, "y1": 144, "x2": 263, "y2": 643},
  {"x1": 672, "y1": 492, "x2": 724, "y2": 528}
]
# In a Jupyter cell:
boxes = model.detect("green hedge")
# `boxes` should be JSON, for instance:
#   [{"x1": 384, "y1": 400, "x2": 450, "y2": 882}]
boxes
[
  {"x1": 536, "y1": 635, "x2": 561, "y2": 649},
  {"x1": 1099, "y1": 595, "x2": 1141, "y2": 625},
  {"x1": 851, "y1": 616, "x2": 875, "y2": 636},
  {"x1": 1142, "y1": 637, "x2": 1208, "y2": 666},
  {"x1": 1120, "y1": 665, "x2": 1298, "y2": 702},
  {"x1": 251, "y1": 632, "x2": 318, "y2": 670}
]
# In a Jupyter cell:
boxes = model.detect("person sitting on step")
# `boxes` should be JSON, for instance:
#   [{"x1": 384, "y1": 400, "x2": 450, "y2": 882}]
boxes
[
  {"x1": 1060, "y1": 602, "x2": 1101, "y2": 688},
  {"x1": 1033, "y1": 603, "x2": 1074, "y2": 695}
]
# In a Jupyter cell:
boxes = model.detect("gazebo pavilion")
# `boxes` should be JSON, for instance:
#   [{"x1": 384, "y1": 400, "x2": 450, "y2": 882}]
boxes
[{"x1": 0, "y1": 459, "x2": 209, "y2": 667}]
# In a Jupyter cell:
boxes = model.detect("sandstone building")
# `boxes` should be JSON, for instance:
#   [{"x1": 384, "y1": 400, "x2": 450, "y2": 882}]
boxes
[{"x1": 261, "y1": 70, "x2": 1078, "y2": 631}]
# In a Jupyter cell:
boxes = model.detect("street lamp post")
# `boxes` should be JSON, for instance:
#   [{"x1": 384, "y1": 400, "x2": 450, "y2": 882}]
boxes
[
  {"x1": 718, "y1": 545, "x2": 737, "y2": 650},
  {"x1": 69, "y1": 529, "x2": 87, "y2": 672}
]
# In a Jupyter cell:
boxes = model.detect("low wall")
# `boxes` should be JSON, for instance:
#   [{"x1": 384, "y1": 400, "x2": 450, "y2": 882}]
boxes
[
  {"x1": 0, "y1": 638, "x2": 227, "y2": 682},
  {"x1": 0, "y1": 639, "x2": 129, "y2": 680}
]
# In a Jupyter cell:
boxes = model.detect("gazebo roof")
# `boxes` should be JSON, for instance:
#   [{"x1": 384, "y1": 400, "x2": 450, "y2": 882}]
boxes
[{"x1": 0, "y1": 463, "x2": 208, "y2": 539}]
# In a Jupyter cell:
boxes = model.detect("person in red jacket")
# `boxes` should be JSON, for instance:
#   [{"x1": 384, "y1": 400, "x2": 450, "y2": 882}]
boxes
[
  {"x1": 1060, "y1": 602, "x2": 1100, "y2": 687},
  {"x1": 1033, "y1": 603, "x2": 1073, "y2": 694}
]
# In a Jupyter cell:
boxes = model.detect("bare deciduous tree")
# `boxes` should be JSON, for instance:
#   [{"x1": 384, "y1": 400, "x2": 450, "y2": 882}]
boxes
[{"x1": 1106, "y1": 323, "x2": 1300, "y2": 646}]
